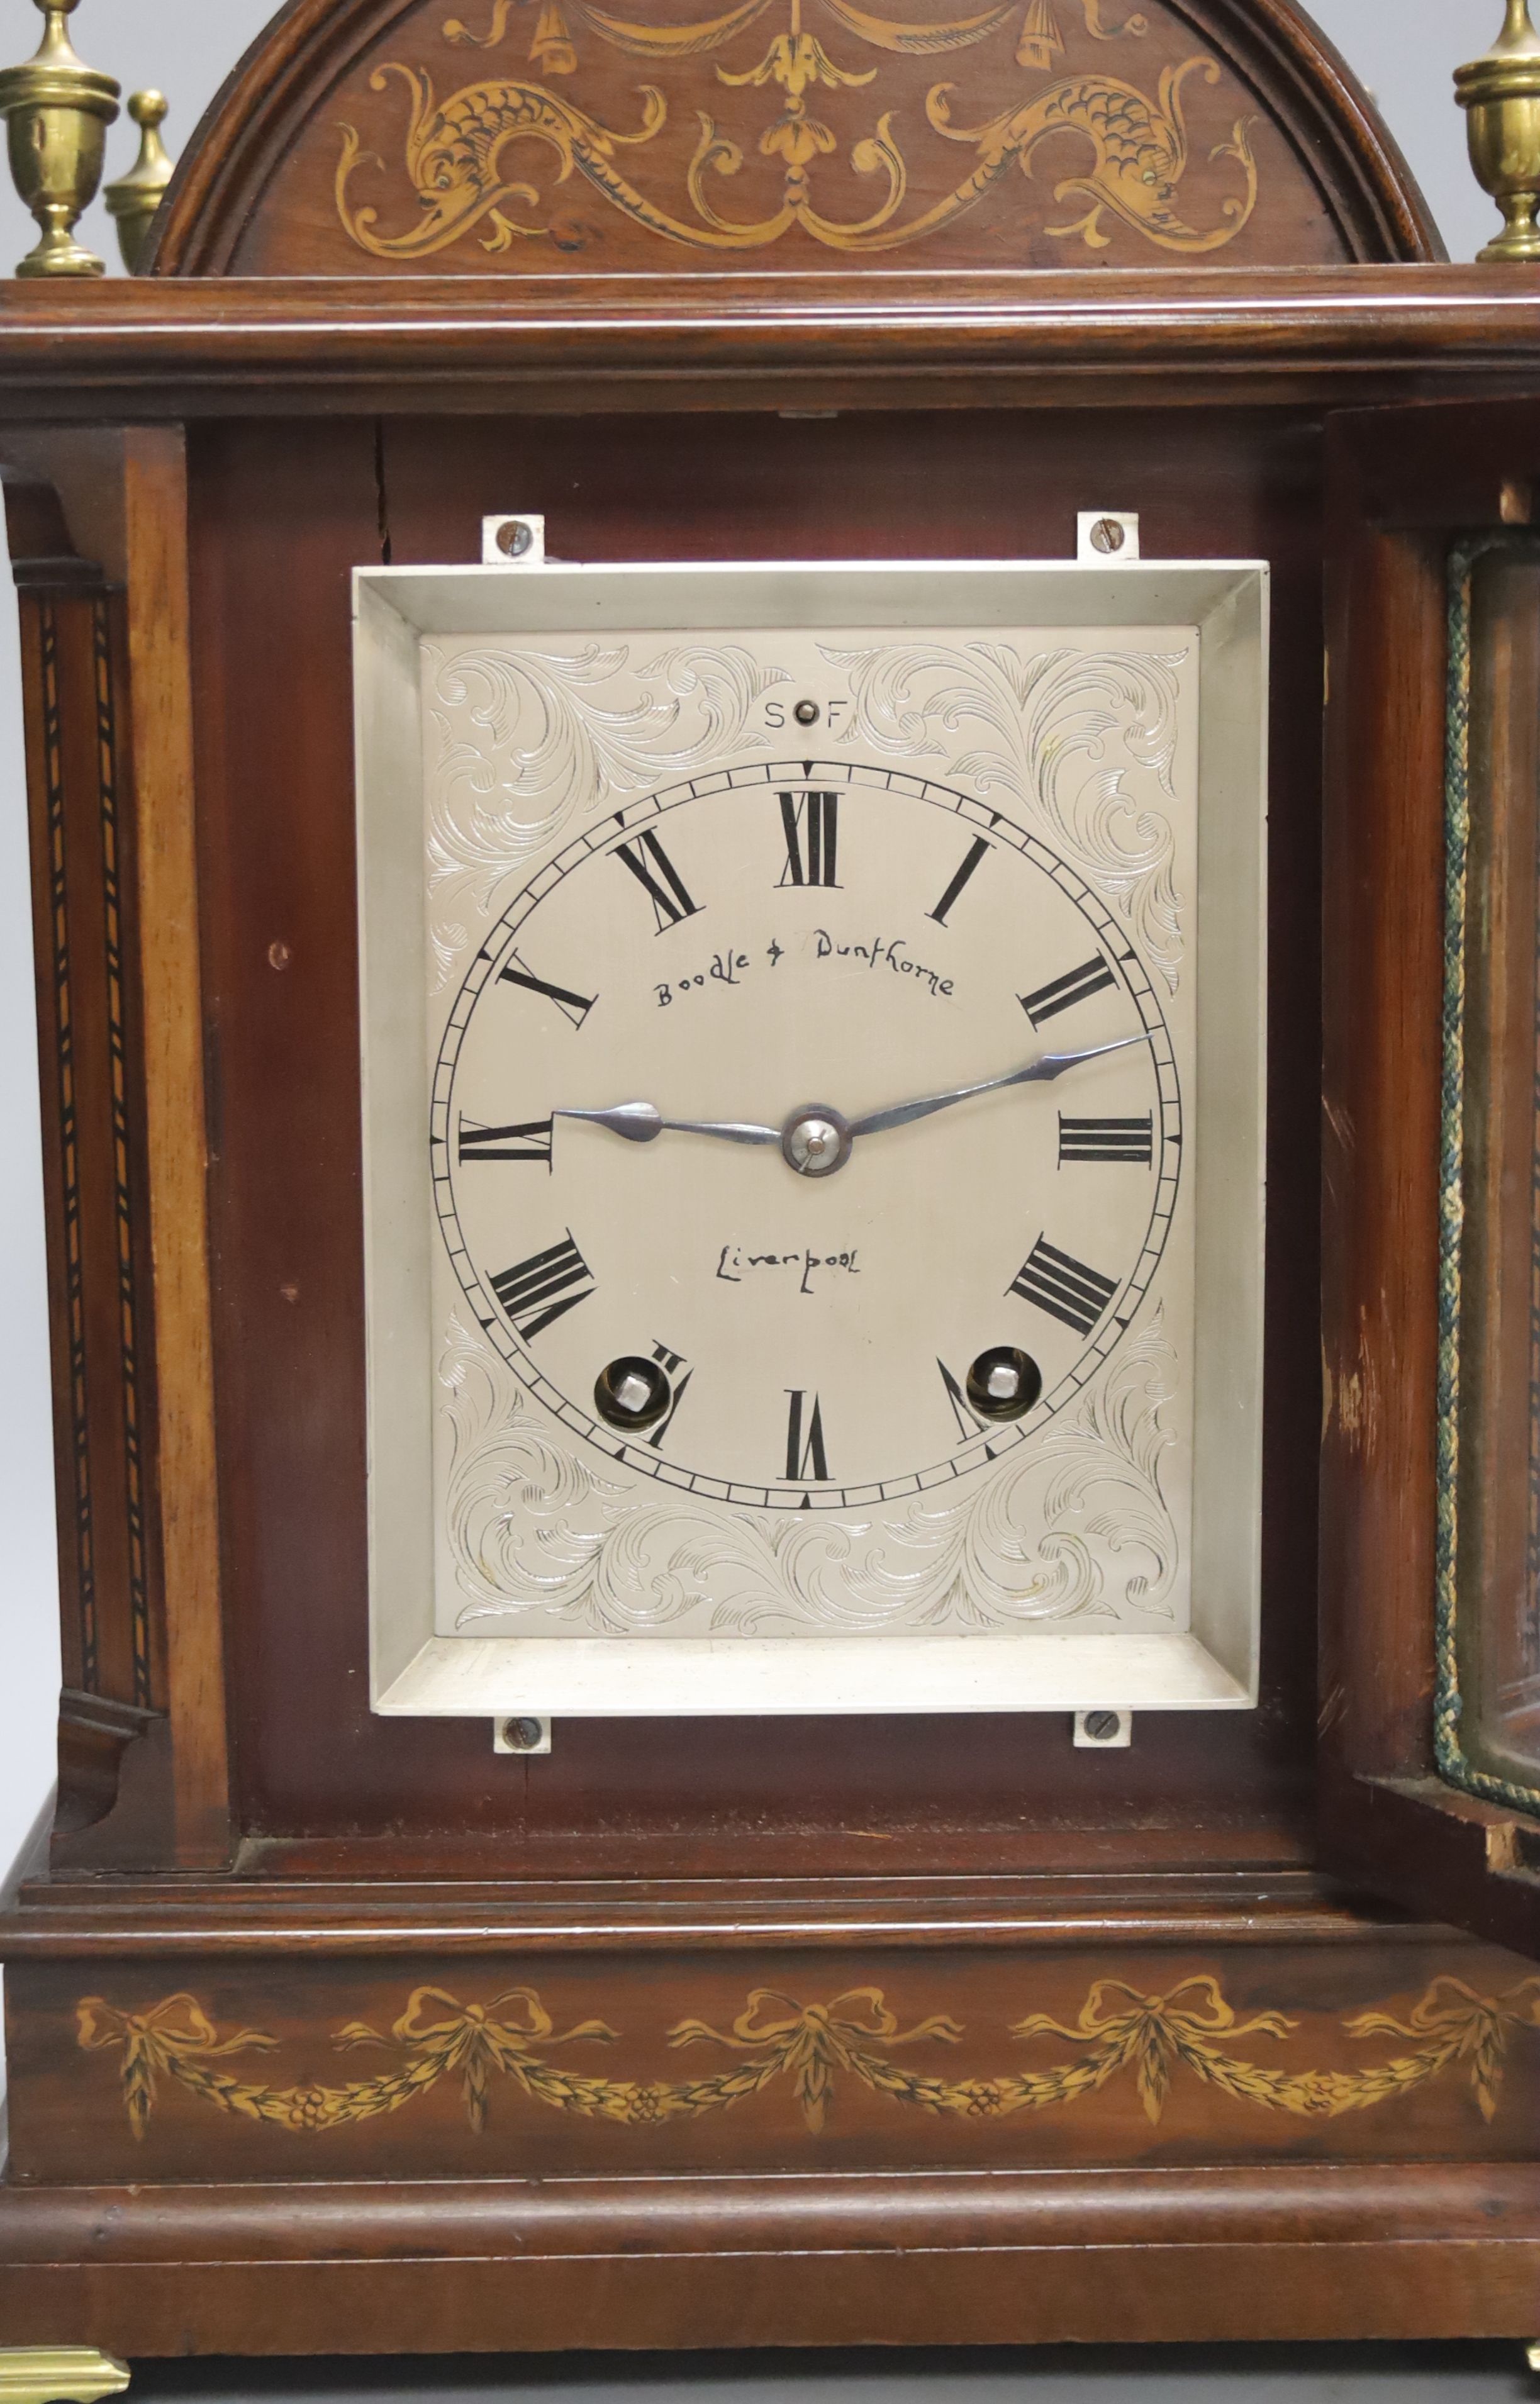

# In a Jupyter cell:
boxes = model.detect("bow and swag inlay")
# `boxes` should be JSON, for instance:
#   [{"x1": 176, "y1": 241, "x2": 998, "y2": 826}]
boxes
[
  {"x1": 335, "y1": 0, "x2": 1258, "y2": 259},
  {"x1": 77, "y1": 1974, "x2": 1540, "y2": 2140}
]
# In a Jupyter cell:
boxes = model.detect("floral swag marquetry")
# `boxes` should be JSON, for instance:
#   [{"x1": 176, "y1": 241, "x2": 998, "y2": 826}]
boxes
[
  {"x1": 334, "y1": 0, "x2": 1258, "y2": 260},
  {"x1": 77, "y1": 1974, "x2": 1540, "y2": 2140}
]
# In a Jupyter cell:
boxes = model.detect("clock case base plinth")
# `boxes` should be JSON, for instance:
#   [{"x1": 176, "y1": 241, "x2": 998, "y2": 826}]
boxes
[
  {"x1": 0, "y1": 2167, "x2": 1537, "y2": 2356},
  {"x1": 2, "y1": 1874, "x2": 1539, "y2": 2354}
]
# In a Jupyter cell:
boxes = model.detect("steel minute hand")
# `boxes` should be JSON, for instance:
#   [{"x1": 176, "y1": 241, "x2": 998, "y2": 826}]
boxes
[
  {"x1": 553, "y1": 1101, "x2": 781, "y2": 1147},
  {"x1": 846, "y1": 1035, "x2": 1148, "y2": 1141}
]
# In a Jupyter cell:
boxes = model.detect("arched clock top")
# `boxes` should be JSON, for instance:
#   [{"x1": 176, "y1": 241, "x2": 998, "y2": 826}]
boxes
[{"x1": 144, "y1": 0, "x2": 1442, "y2": 276}]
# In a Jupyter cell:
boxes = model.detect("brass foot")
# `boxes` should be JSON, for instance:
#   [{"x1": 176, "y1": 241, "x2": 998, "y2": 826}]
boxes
[
  {"x1": 0, "y1": 2353, "x2": 130, "y2": 2404},
  {"x1": 1527, "y1": 2341, "x2": 1540, "y2": 2373}
]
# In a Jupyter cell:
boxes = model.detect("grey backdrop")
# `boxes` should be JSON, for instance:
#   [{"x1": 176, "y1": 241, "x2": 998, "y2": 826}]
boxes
[{"x1": 0, "y1": 0, "x2": 1505, "y2": 1938}]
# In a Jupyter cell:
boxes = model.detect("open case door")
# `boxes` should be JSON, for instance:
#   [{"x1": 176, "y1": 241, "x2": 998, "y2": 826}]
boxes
[{"x1": 1322, "y1": 396, "x2": 1540, "y2": 1955}]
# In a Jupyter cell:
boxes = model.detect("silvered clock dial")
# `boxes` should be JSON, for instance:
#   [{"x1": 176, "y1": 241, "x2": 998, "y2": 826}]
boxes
[
  {"x1": 437, "y1": 763, "x2": 1179, "y2": 1512},
  {"x1": 354, "y1": 556, "x2": 1267, "y2": 1719}
]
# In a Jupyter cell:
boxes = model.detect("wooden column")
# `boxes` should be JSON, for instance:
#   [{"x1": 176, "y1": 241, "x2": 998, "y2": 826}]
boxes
[{"x1": 4, "y1": 429, "x2": 231, "y2": 1869}]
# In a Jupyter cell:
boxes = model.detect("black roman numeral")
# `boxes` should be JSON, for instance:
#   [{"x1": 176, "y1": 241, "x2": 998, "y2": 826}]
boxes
[
  {"x1": 784, "y1": 1389, "x2": 830, "y2": 1483},
  {"x1": 928, "y1": 836, "x2": 990, "y2": 926},
  {"x1": 1009, "y1": 1237, "x2": 1119, "y2": 1336},
  {"x1": 778, "y1": 791, "x2": 840, "y2": 888},
  {"x1": 1058, "y1": 1114, "x2": 1154, "y2": 1166},
  {"x1": 937, "y1": 1358, "x2": 989, "y2": 1441},
  {"x1": 615, "y1": 829, "x2": 701, "y2": 931},
  {"x1": 489, "y1": 1234, "x2": 595, "y2": 1342},
  {"x1": 645, "y1": 1339, "x2": 693, "y2": 1450},
  {"x1": 457, "y1": 1115, "x2": 554, "y2": 1168},
  {"x1": 496, "y1": 953, "x2": 595, "y2": 1030},
  {"x1": 1019, "y1": 954, "x2": 1117, "y2": 1029}
]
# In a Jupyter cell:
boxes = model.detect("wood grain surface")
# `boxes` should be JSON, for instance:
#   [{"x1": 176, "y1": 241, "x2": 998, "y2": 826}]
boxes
[
  {"x1": 117, "y1": 433, "x2": 232, "y2": 1868},
  {"x1": 4, "y1": 271, "x2": 1540, "y2": 424},
  {"x1": 0, "y1": 2162, "x2": 1537, "y2": 2351}
]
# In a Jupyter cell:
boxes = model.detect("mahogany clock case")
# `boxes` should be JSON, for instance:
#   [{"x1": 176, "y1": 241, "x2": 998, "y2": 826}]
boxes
[
  {"x1": 0, "y1": 0, "x2": 1538, "y2": 2362},
  {"x1": 0, "y1": 355, "x2": 1534, "y2": 2359}
]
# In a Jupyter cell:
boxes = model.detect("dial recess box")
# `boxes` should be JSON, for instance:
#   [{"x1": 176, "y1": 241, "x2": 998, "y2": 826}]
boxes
[{"x1": 354, "y1": 556, "x2": 1268, "y2": 1719}]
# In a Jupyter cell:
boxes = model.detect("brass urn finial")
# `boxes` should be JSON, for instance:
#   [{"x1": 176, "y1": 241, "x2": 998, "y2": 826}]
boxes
[
  {"x1": 0, "y1": 0, "x2": 120, "y2": 277},
  {"x1": 1457, "y1": 0, "x2": 1540, "y2": 262},
  {"x1": 105, "y1": 90, "x2": 174, "y2": 272}
]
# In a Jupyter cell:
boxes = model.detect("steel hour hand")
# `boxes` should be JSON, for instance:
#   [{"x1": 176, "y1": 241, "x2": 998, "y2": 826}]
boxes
[
  {"x1": 554, "y1": 1102, "x2": 781, "y2": 1148},
  {"x1": 847, "y1": 1035, "x2": 1148, "y2": 1141}
]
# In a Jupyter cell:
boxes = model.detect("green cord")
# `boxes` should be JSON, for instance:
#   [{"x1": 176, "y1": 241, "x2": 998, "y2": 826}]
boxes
[{"x1": 1434, "y1": 532, "x2": 1540, "y2": 1816}]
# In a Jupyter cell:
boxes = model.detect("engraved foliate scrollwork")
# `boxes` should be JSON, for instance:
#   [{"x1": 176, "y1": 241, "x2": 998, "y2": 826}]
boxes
[
  {"x1": 335, "y1": 0, "x2": 1255, "y2": 262},
  {"x1": 440, "y1": 1308, "x2": 1178, "y2": 1638},
  {"x1": 440, "y1": 1311, "x2": 786, "y2": 1633},
  {"x1": 825, "y1": 637, "x2": 1185, "y2": 988},
  {"x1": 425, "y1": 639, "x2": 788, "y2": 981}
]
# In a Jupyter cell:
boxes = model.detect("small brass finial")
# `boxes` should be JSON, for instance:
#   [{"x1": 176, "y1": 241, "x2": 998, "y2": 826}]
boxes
[
  {"x1": 1457, "y1": 0, "x2": 1540, "y2": 263},
  {"x1": 0, "y1": 0, "x2": 120, "y2": 277},
  {"x1": 105, "y1": 90, "x2": 174, "y2": 272}
]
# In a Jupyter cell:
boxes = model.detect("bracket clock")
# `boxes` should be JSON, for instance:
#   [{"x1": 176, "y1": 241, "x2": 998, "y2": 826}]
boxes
[{"x1": 4, "y1": 0, "x2": 1540, "y2": 2378}]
